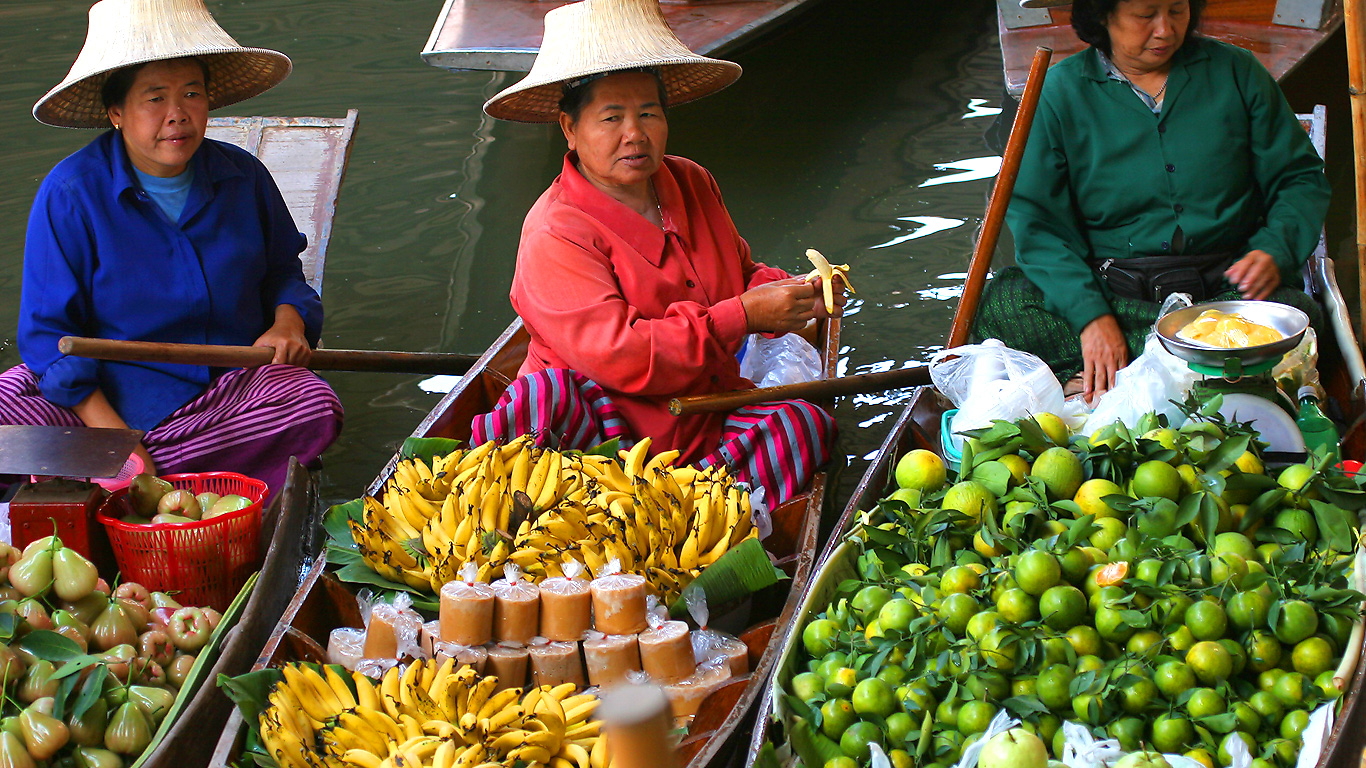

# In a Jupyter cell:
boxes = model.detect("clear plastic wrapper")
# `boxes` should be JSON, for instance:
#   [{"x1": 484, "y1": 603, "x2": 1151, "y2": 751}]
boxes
[
  {"x1": 432, "y1": 640, "x2": 488, "y2": 673},
  {"x1": 354, "y1": 656, "x2": 401, "y2": 679},
  {"x1": 582, "y1": 630, "x2": 641, "y2": 687},
  {"x1": 491, "y1": 563, "x2": 540, "y2": 644},
  {"x1": 1275, "y1": 327, "x2": 1322, "y2": 400},
  {"x1": 539, "y1": 560, "x2": 592, "y2": 641},
  {"x1": 326, "y1": 627, "x2": 365, "y2": 671},
  {"x1": 361, "y1": 591, "x2": 424, "y2": 660},
  {"x1": 660, "y1": 658, "x2": 730, "y2": 718},
  {"x1": 1083, "y1": 335, "x2": 1197, "y2": 437},
  {"x1": 440, "y1": 562, "x2": 495, "y2": 646},
  {"x1": 528, "y1": 638, "x2": 586, "y2": 688},
  {"x1": 738, "y1": 332, "x2": 823, "y2": 388},
  {"x1": 590, "y1": 559, "x2": 647, "y2": 635},
  {"x1": 685, "y1": 587, "x2": 748, "y2": 676}
]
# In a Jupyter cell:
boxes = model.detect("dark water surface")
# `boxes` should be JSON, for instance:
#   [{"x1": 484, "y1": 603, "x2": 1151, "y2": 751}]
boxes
[{"x1": 0, "y1": 0, "x2": 1092, "y2": 508}]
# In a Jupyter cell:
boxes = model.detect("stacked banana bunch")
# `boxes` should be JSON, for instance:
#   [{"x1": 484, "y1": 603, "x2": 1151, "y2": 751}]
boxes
[
  {"x1": 259, "y1": 660, "x2": 607, "y2": 768},
  {"x1": 348, "y1": 434, "x2": 758, "y2": 602}
]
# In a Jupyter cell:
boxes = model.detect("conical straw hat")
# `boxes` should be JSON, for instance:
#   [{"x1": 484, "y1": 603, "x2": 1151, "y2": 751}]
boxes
[
  {"x1": 483, "y1": 0, "x2": 742, "y2": 123},
  {"x1": 34, "y1": 0, "x2": 292, "y2": 129}
]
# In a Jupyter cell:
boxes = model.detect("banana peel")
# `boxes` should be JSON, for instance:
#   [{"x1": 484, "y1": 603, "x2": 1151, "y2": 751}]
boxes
[{"x1": 803, "y1": 248, "x2": 855, "y2": 314}]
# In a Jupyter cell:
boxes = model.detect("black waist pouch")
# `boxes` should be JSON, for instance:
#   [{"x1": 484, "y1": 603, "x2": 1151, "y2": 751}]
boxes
[{"x1": 1095, "y1": 252, "x2": 1239, "y2": 304}]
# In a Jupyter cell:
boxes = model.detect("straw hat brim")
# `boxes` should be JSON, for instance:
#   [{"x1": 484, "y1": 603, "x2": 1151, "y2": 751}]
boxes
[
  {"x1": 484, "y1": 58, "x2": 741, "y2": 123},
  {"x1": 34, "y1": 48, "x2": 292, "y2": 129}
]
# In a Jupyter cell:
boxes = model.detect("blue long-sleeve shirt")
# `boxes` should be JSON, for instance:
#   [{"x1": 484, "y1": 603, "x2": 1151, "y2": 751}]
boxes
[{"x1": 19, "y1": 131, "x2": 323, "y2": 431}]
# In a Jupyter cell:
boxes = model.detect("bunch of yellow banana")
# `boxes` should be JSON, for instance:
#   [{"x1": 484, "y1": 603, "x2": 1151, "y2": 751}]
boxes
[
  {"x1": 348, "y1": 434, "x2": 758, "y2": 604},
  {"x1": 258, "y1": 659, "x2": 609, "y2": 768}
]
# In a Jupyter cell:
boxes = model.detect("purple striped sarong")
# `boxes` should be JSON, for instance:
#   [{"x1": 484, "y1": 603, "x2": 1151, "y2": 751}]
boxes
[
  {"x1": 472, "y1": 369, "x2": 835, "y2": 505},
  {"x1": 0, "y1": 364, "x2": 342, "y2": 497}
]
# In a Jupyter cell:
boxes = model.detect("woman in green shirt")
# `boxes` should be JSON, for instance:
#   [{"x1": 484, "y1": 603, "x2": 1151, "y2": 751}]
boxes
[{"x1": 975, "y1": 0, "x2": 1329, "y2": 403}]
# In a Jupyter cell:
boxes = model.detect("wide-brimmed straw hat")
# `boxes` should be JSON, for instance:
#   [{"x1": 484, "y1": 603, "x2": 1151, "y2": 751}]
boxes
[
  {"x1": 483, "y1": 0, "x2": 742, "y2": 123},
  {"x1": 34, "y1": 0, "x2": 292, "y2": 129}
]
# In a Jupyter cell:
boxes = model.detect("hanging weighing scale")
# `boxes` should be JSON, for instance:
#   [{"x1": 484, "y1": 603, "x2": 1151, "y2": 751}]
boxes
[{"x1": 1154, "y1": 301, "x2": 1312, "y2": 455}]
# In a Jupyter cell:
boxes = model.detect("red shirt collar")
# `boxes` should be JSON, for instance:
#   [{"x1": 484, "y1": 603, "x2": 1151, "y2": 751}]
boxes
[{"x1": 558, "y1": 152, "x2": 687, "y2": 267}]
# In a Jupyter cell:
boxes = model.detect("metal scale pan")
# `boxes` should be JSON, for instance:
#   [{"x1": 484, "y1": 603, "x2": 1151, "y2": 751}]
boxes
[{"x1": 1155, "y1": 300, "x2": 1310, "y2": 376}]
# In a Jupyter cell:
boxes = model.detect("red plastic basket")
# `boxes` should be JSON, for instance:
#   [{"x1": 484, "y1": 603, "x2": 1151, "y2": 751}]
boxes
[{"x1": 95, "y1": 472, "x2": 267, "y2": 611}]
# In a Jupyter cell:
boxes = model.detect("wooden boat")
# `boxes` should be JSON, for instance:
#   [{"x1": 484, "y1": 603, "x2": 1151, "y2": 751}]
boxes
[
  {"x1": 421, "y1": 0, "x2": 822, "y2": 73},
  {"x1": 210, "y1": 314, "x2": 840, "y2": 768},
  {"x1": 746, "y1": 108, "x2": 1366, "y2": 767},
  {"x1": 997, "y1": 0, "x2": 1343, "y2": 96}
]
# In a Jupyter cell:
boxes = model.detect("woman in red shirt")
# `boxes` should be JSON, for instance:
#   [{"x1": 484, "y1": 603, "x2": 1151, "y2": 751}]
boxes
[{"x1": 475, "y1": 0, "x2": 843, "y2": 504}]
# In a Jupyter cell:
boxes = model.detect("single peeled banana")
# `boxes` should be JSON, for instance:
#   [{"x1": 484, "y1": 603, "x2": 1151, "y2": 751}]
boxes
[{"x1": 804, "y1": 248, "x2": 856, "y2": 314}]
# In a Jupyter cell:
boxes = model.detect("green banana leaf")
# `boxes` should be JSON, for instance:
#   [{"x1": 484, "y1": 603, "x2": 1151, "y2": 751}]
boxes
[
  {"x1": 668, "y1": 537, "x2": 787, "y2": 616},
  {"x1": 400, "y1": 437, "x2": 464, "y2": 463},
  {"x1": 130, "y1": 571, "x2": 258, "y2": 768}
]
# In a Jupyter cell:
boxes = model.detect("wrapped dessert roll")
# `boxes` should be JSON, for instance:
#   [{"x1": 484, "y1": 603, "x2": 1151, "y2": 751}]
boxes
[
  {"x1": 539, "y1": 560, "x2": 592, "y2": 641},
  {"x1": 582, "y1": 630, "x2": 642, "y2": 687},
  {"x1": 491, "y1": 563, "x2": 540, "y2": 644},
  {"x1": 440, "y1": 563, "x2": 496, "y2": 646},
  {"x1": 590, "y1": 560, "x2": 647, "y2": 635}
]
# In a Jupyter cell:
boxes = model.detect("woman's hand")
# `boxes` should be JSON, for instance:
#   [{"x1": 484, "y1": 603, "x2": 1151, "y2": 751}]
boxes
[
  {"x1": 740, "y1": 278, "x2": 821, "y2": 333},
  {"x1": 1079, "y1": 314, "x2": 1128, "y2": 404},
  {"x1": 808, "y1": 274, "x2": 849, "y2": 319},
  {"x1": 1224, "y1": 250, "x2": 1281, "y2": 300},
  {"x1": 253, "y1": 305, "x2": 312, "y2": 366},
  {"x1": 71, "y1": 388, "x2": 156, "y2": 474}
]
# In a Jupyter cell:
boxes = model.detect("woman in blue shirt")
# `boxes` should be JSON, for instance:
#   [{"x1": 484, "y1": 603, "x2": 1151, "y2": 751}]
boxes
[{"x1": 0, "y1": 0, "x2": 342, "y2": 496}]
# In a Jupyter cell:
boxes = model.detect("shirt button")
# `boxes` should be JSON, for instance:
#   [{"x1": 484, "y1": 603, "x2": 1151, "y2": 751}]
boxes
[
  {"x1": 1158, "y1": 124, "x2": 1166, "y2": 134},
  {"x1": 686, "y1": 280, "x2": 696, "y2": 288},
  {"x1": 1166, "y1": 164, "x2": 1175, "y2": 172},
  {"x1": 710, "y1": 375, "x2": 720, "y2": 384},
  {"x1": 1174, "y1": 204, "x2": 1184, "y2": 213},
  {"x1": 1162, "y1": 241, "x2": 1170, "y2": 250}
]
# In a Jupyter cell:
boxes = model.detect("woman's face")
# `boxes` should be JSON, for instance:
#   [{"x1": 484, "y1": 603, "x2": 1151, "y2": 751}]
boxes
[
  {"x1": 559, "y1": 72, "x2": 668, "y2": 196},
  {"x1": 1106, "y1": 0, "x2": 1189, "y2": 73},
  {"x1": 106, "y1": 59, "x2": 208, "y2": 177}
]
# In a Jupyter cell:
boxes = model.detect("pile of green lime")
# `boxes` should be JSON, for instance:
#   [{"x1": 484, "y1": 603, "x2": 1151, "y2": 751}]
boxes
[{"x1": 780, "y1": 407, "x2": 1364, "y2": 768}]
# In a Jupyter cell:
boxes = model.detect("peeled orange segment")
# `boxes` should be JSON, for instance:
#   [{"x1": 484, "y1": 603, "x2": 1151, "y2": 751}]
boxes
[
  {"x1": 1095, "y1": 561, "x2": 1130, "y2": 587},
  {"x1": 1176, "y1": 310, "x2": 1283, "y2": 348}
]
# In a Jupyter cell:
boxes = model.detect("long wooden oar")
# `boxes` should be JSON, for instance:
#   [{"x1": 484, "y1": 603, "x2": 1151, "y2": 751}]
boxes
[
  {"x1": 1348, "y1": 0, "x2": 1366, "y2": 342},
  {"x1": 671, "y1": 46, "x2": 1054, "y2": 417},
  {"x1": 59, "y1": 336, "x2": 479, "y2": 375}
]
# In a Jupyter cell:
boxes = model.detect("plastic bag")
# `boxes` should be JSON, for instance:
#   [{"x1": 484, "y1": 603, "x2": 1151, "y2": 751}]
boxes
[
  {"x1": 1060, "y1": 721, "x2": 1122, "y2": 768},
  {"x1": 739, "y1": 332, "x2": 823, "y2": 388},
  {"x1": 741, "y1": 483, "x2": 773, "y2": 540},
  {"x1": 1082, "y1": 294, "x2": 1199, "y2": 436},
  {"x1": 930, "y1": 340, "x2": 1065, "y2": 451},
  {"x1": 952, "y1": 709, "x2": 1020, "y2": 768},
  {"x1": 1083, "y1": 335, "x2": 1197, "y2": 436}
]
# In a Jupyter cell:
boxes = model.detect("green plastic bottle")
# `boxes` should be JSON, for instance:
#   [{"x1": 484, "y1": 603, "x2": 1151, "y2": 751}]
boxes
[{"x1": 1295, "y1": 386, "x2": 1339, "y2": 459}]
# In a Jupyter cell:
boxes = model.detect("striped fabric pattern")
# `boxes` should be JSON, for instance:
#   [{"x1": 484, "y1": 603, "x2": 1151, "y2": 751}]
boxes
[
  {"x1": 0, "y1": 364, "x2": 342, "y2": 496},
  {"x1": 471, "y1": 369, "x2": 835, "y2": 505}
]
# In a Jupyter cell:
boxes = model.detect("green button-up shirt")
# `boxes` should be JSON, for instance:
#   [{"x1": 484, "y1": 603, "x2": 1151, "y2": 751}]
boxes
[{"x1": 1005, "y1": 37, "x2": 1330, "y2": 334}]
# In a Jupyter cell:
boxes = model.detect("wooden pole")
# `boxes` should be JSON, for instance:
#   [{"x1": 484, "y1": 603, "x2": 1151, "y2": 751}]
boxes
[
  {"x1": 947, "y1": 45, "x2": 1054, "y2": 347},
  {"x1": 58, "y1": 336, "x2": 479, "y2": 375},
  {"x1": 1348, "y1": 0, "x2": 1366, "y2": 341},
  {"x1": 671, "y1": 46, "x2": 1054, "y2": 417}
]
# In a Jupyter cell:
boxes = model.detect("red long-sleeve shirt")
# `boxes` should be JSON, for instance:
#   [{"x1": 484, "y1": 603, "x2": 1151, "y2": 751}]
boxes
[{"x1": 511, "y1": 153, "x2": 789, "y2": 463}]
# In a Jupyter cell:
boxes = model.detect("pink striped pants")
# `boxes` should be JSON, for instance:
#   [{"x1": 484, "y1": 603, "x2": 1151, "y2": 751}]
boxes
[
  {"x1": 471, "y1": 369, "x2": 836, "y2": 505},
  {"x1": 0, "y1": 364, "x2": 342, "y2": 497}
]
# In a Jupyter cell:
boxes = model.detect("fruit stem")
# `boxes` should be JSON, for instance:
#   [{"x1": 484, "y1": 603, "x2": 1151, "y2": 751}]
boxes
[{"x1": 1331, "y1": 545, "x2": 1365, "y2": 690}]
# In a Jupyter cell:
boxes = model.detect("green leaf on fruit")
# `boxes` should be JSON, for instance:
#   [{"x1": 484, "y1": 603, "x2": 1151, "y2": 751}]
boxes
[
  {"x1": 16, "y1": 630, "x2": 85, "y2": 663},
  {"x1": 1308, "y1": 499, "x2": 1354, "y2": 552},
  {"x1": 71, "y1": 665, "x2": 107, "y2": 721},
  {"x1": 399, "y1": 437, "x2": 464, "y2": 463}
]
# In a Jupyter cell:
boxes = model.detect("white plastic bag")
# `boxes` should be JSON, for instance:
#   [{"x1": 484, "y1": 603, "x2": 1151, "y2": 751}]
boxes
[
  {"x1": 1083, "y1": 335, "x2": 1196, "y2": 437},
  {"x1": 739, "y1": 333, "x2": 823, "y2": 388},
  {"x1": 930, "y1": 339, "x2": 1065, "y2": 451},
  {"x1": 1060, "y1": 721, "x2": 1122, "y2": 768},
  {"x1": 953, "y1": 710, "x2": 1020, "y2": 768}
]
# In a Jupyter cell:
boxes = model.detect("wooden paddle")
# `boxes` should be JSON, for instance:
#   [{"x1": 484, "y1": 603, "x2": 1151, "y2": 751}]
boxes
[
  {"x1": 670, "y1": 46, "x2": 1054, "y2": 417},
  {"x1": 1347, "y1": 0, "x2": 1366, "y2": 342},
  {"x1": 59, "y1": 336, "x2": 479, "y2": 375}
]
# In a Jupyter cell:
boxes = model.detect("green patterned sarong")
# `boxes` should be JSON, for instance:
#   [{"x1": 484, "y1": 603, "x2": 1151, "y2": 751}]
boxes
[{"x1": 973, "y1": 267, "x2": 1322, "y2": 381}]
